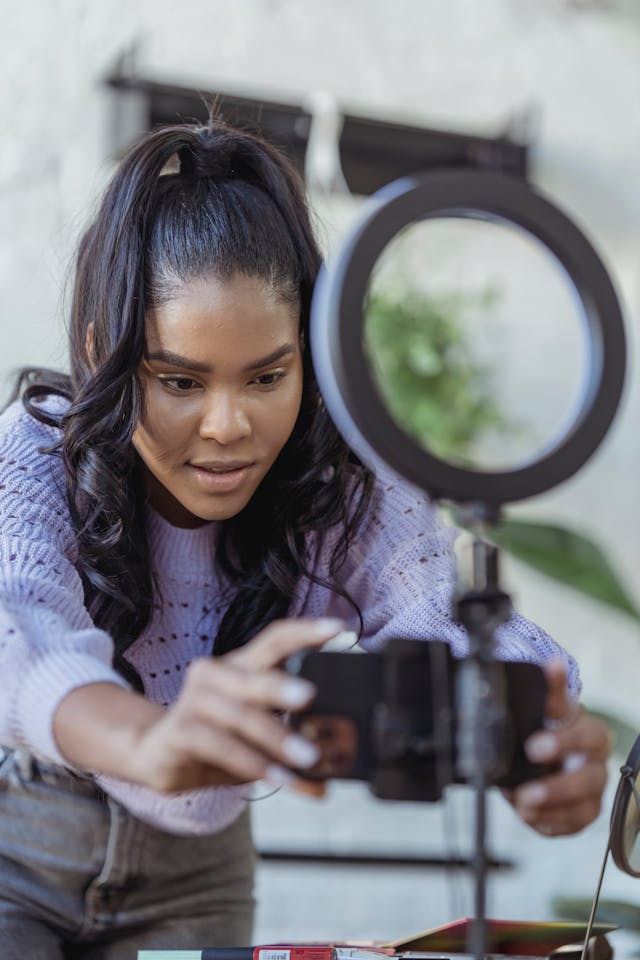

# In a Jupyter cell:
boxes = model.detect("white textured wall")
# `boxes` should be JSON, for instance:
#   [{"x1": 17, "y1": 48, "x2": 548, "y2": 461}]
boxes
[{"x1": 1, "y1": 0, "x2": 640, "y2": 945}]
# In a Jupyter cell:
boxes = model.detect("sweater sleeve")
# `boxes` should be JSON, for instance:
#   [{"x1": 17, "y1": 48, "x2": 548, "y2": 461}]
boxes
[
  {"x1": 0, "y1": 401, "x2": 128, "y2": 765},
  {"x1": 293, "y1": 467, "x2": 580, "y2": 697}
]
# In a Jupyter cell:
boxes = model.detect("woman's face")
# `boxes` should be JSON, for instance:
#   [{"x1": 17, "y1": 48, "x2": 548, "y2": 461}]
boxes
[{"x1": 133, "y1": 273, "x2": 303, "y2": 527}]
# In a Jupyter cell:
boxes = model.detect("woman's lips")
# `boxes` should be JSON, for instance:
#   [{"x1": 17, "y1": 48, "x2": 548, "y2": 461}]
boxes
[{"x1": 189, "y1": 462, "x2": 254, "y2": 493}]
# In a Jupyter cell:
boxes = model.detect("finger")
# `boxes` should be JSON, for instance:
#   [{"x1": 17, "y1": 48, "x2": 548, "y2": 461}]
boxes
[
  {"x1": 512, "y1": 761, "x2": 606, "y2": 818},
  {"x1": 525, "y1": 713, "x2": 611, "y2": 766},
  {"x1": 513, "y1": 795, "x2": 603, "y2": 836},
  {"x1": 553, "y1": 715, "x2": 611, "y2": 761},
  {"x1": 501, "y1": 786, "x2": 515, "y2": 805},
  {"x1": 230, "y1": 617, "x2": 345, "y2": 671},
  {"x1": 543, "y1": 658, "x2": 572, "y2": 722},
  {"x1": 185, "y1": 688, "x2": 321, "y2": 772},
  {"x1": 148, "y1": 720, "x2": 279, "y2": 791},
  {"x1": 185, "y1": 657, "x2": 317, "y2": 712}
]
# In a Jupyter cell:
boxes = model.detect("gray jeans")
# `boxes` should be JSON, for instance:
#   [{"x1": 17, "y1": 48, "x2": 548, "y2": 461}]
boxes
[{"x1": 0, "y1": 749, "x2": 255, "y2": 959}]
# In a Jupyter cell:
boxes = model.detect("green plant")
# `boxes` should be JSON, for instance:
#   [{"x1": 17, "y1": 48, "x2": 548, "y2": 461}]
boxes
[
  {"x1": 490, "y1": 518, "x2": 640, "y2": 626},
  {"x1": 364, "y1": 287, "x2": 511, "y2": 465}
]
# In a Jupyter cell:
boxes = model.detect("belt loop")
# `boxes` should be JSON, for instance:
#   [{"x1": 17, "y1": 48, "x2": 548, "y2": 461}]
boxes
[
  {"x1": 0, "y1": 747, "x2": 35, "y2": 790},
  {"x1": 0, "y1": 747, "x2": 14, "y2": 787},
  {"x1": 15, "y1": 749, "x2": 34, "y2": 781}
]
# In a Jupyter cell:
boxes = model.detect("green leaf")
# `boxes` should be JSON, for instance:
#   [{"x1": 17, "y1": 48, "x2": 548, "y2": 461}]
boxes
[
  {"x1": 552, "y1": 897, "x2": 640, "y2": 933},
  {"x1": 490, "y1": 519, "x2": 640, "y2": 624}
]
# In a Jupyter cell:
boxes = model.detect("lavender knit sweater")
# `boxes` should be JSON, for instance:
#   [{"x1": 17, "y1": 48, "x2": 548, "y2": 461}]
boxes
[{"x1": 0, "y1": 399, "x2": 578, "y2": 835}]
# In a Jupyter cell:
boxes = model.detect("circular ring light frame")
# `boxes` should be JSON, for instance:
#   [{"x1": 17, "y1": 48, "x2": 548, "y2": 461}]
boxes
[
  {"x1": 311, "y1": 169, "x2": 626, "y2": 505},
  {"x1": 610, "y1": 734, "x2": 640, "y2": 878}
]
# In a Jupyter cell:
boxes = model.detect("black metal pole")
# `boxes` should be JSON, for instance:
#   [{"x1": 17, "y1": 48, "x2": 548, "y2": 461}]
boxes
[
  {"x1": 453, "y1": 511, "x2": 511, "y2": 960},
  {"x1": 471, "y1": 746, "x2": 489, "y2": 960}
]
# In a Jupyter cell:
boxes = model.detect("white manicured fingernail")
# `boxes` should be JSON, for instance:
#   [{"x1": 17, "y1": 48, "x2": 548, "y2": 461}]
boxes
[
  {"x1": 525, "y1": 732, "x2": 557, "y2": 762},
  {"x1": 311, "y1": 618, "x2": 344, "y2": 635},
  {"x1": 264, "y1": 764, "x2": 297, "y2": 787},
  {"x1": 537, "y1": 823, "x2": 556, "y2": 836},
  {"x1": 282, "y1": 734, "x2": 320, "y2": 768},
  {"x1": 281, "y1": 679, "x2": 315, "y2": 708},
  {"x1": 517, "y1": 782, "x2": 548, "y2": 806},
  {"x1": 563, "y1": 752, "x2": 587, "y2": 773}
]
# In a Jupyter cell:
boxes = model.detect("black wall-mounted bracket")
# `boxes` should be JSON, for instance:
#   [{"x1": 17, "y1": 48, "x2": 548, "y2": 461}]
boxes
[{"x1": 103, "y1": 61, "x2": 530, "y2": 195}]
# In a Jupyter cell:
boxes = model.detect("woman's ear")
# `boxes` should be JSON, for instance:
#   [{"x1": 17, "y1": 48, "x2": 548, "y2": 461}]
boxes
[{"x1": 85, "y1": 323, "x2": 95, "y2": 372}]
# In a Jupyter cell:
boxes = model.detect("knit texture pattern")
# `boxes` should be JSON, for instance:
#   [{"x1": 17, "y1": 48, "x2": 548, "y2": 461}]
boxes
[{"x1": 0, "y1": 399, "x2": 579, "y2": 835}]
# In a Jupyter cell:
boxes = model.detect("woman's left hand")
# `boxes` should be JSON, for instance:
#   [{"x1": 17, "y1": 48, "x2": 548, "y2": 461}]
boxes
[{"x1": 505, "y1": 659, "x2": 611, "y2": 836}]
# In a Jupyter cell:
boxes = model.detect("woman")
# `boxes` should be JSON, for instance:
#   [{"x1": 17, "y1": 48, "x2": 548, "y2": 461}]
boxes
[{"x1": 0, "y1": 117, "x2": 609, "y2": 957}]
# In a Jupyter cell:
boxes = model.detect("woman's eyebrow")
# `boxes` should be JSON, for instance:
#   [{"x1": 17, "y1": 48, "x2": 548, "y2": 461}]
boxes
[
  {"x1": 145, "y1": 350, "x2": 212, "y2": 373},
  {"x1": 243, "y1": 343, "x2": 295, "y2": 372},
  {"x1": 145, "y1": 343, "x2": 296, "y2": 374}
]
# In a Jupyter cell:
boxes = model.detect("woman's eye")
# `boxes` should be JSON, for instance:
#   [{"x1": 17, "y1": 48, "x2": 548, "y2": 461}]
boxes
[
  {"x1": 253, "y1": 371, "x2": 285, "y2": 387},
  {"x1": 160, "y1": 376, "x2": 198, "y2": 392}
]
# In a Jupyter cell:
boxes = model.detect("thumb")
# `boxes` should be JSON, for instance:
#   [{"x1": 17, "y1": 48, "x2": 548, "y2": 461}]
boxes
[{"x1": 544, "y1": 658, "x2": 572, "y2": 723}]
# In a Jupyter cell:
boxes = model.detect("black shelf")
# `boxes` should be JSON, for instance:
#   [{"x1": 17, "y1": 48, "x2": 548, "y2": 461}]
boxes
[{"x1": 104, "y1": 69, "x2": 529, "y2": 194}]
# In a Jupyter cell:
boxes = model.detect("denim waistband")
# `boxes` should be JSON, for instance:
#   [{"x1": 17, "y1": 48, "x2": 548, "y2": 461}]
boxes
[{"x1": 0, "y1": 746, "x2": 104, "y2": 799}]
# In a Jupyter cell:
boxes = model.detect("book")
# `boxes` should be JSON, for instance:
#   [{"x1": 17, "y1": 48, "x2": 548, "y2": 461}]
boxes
[
  {"x1": 381, "y1": 917, "x2": 617, "y2": 956},
  {"x1": 137, "y1": 947, "x2": 395, "y2": 960}
]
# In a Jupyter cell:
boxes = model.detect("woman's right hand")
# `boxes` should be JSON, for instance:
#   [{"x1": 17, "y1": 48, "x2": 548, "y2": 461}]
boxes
[{"x1": 130, "y1": 617, "x2": 343, "y2": 794}]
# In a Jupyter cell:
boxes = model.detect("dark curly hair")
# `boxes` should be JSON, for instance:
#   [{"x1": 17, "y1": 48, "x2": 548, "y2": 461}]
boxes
[{"x1": 14, "y1": 116, "x2": 374, "y2": 689}]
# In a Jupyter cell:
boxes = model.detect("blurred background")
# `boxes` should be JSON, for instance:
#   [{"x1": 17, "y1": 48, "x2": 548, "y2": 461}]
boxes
[{"x1": 1, "y1": 0, "x2": 639, "y2": 951}]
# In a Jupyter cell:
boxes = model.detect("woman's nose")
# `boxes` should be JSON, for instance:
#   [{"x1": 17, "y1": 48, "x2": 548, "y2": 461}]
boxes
[{"x1": 199, "y1": 393, "x2": 251, "y2": 444}]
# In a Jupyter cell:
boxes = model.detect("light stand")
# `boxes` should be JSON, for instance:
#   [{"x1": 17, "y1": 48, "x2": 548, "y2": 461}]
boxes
[{"x1": 310, "y1": 167, "x2": 626, "y2": 958}]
